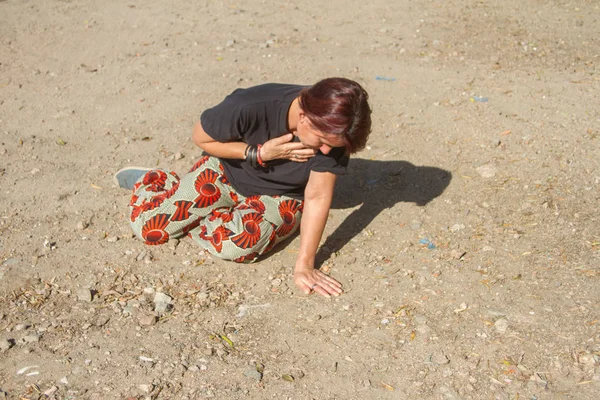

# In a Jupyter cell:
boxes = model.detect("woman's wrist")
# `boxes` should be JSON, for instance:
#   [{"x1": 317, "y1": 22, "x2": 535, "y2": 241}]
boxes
[{"x1": 294, "y1": 257, "x2": 315, "y2": 272}]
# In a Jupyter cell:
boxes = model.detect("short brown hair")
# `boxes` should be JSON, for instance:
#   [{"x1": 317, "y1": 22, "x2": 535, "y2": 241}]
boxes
[{"x1": 299, "y1": 77, "x2": 372, "y2": 154}]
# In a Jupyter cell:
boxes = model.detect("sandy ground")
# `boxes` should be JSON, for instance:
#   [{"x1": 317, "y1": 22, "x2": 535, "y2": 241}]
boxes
[{"x1": 1, "y1": 0, "x2": 599, "y2": 399}]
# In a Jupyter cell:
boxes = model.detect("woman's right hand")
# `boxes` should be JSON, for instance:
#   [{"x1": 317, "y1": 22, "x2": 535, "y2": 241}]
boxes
[{"x1": 260, "y1": 133, "x2": 316, "y2": 162}]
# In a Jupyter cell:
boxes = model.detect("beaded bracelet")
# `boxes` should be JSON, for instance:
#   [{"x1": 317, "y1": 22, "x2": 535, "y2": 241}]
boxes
[{"x1": 256, "y1": 144, "x2": 267, "y2": 167}]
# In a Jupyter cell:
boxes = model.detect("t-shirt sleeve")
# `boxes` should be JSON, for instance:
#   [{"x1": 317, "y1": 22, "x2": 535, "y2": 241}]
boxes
[
  {"x1": 200, "y1": 93, "x2": 254, "y2": 142},
  {"x1": 309, "y1": 147, "x2": 349, "y2": 176}
]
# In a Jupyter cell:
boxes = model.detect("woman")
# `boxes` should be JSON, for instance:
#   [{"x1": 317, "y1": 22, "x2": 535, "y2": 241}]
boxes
[{"x1": 116, "y1": 77, "x2": 372, "y2": 297}]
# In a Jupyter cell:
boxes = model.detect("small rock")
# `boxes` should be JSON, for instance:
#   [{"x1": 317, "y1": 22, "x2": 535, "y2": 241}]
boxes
[
  {"x1": 23, "y1": 333, "x2": 40, "y2": 343},
  {"x1": 476, "y1": 164, "x2": 497, "y2": 178},
  {"x1": 154, "y1": 292, "x2": 173, "y2": 315},
  {"x1": 430, "y1": 351, "x2": 450, "y2": 365},
  {"x1": 136, "y1": 250, "x2": 148, "y2": 262},
  {"x1": 154, "y1": 292, "x2": 172, "y2": 303},
  {"x1": 14, "y1": 323, "x2": 30, "y2": 331},
  {"x1": 174, "y1": 152, "x2": 184, "y2": 160},
  {"x1": 43, "y1": 386, "x2": 58, "y2": 397},
  {"x1": 0, "y1": 338, "x2": 15, "y2": 351},
  {"x1": 201, "y1": 347, "x2": 215, "y2": 357},
  {"x1": 77, "y1": 288, "x2": 93, "y2": 302},
  {"x1": 76, "y1": 221, "x2": 89, "y2": 230},
  {"x1": 30, "y1": 168, "x2": 41, "y2": 175},
  {"x1": 450, "y1": 249, "x2": 466, "y2": 260},
  {"x1": 494, "y1": 318, "x2": 509, "y2": 334},
  {"x1": 271, "y1": 278, "x2": 282, "y2": 287},
  {"x1": 450, "y1": 224, "x2": 465, "y2": 232},
  {"x1": 106, "y1": 236, "x2": 118, "y2": 243},
  {"x1": 139, "y1": 384, "x2": 154, "y2": 394},
  {"x1": 244, "y1": 367, "x2": 263, "y2": 381},
  {"x1": 138, "y1": 314, "x2": 157, "y2": 326}
]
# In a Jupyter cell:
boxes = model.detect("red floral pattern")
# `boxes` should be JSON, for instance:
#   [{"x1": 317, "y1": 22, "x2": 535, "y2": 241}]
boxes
[
  {"x1": 231, "y1": 213, "x2": 263, "y2": 249},
  {"x1": 143, "y1": 170, "x2": 168, "y2": 192},
  {"x1": 189, "y1": 155, "x2": 210, "y2": 173},
  {"x1": 194, "y1": 169, "x2": 221, "y2": 208},
  {"x1": 171, "y1": 200, "x2": 193, "y2": 221},
  {"x1": 276, "y1": 199, "x2": 302, "y2": 237},
  {"x1": 141, "y1": 214, "x2": 171, "y2": 245},
  {"x1": 234, "y1": 252, "x2": 258, "y2": 263}
]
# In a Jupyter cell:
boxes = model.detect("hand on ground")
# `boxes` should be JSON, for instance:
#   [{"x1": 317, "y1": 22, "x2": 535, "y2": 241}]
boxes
[{"x1": 293, "y1": 267, "x2": 343, "y2": 298}]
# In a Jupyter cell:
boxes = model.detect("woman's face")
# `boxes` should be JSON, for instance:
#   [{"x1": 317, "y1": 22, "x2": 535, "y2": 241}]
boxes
[{"x1": 295, "y1": 113, "x2": 345, "y2": 155}]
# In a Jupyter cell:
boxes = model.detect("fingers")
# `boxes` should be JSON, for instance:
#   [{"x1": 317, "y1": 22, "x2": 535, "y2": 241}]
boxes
[
  {"x1": 310, "y1": 272, "x2": 343, "y2": 297},
  {"x1": 272, "y1": 133, "x2": 294, "y2": 144},
  {"x1": 289, "y1": 148, "x2": 317, "y2": 162},
  {"x1": 293, "y1": 270, "x2": 344, "y2": 298}
]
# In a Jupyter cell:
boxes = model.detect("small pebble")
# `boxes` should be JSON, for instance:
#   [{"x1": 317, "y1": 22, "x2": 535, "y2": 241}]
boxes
[
  {"x1": 154, "y1": 292, "x2": 172, "y2": 304},
  {"x1": 494, "y1": 318, "x2": 509, "y2": 334},
  {"x1": 106, "y1": 236, "x2": 118, "y2": 243},
  {"x1": 139, "y1": 384, "x2": 153, "y2": 394},
  {"x1": 243, "y1": 367, "x2": 263, "y2": 381},
  {"x1": 14, "y1": 323, "x2": 30, "y2": 331},
  {"x1": 136, "y1": 250, "x2": 147, "y2": 262},
  {"x1": 449, "y1": 224, "x2": 465, "y2": 232},
  {"x1": 143, "y1": 287, "x2": 155, "y2": 295},
  {"x1": 138, "y1": 314, "x2": 158, "y2": 326},
  {"x1": 0, "y1": 338, "x2": 15, "y2": 351},
  {"x1": 76, "y1": 221, "x2": 89, "y2": 230},
  {"x1": 476, "y1": 164, "x2": 497, "y2": 178},
  {"x1": 77, "y1": 288, "x2": 93, "y2": 302},
  {"x1": 154, "y1": 292, "x2": 172, "y2": 315},
  {"x1": 43, "y1": 386, "x2": 58, "y2": 397},
  {"x1": 23, "y1": 333, "x2": 40, "y2": 343},
  {"x1": 450, "y1": 249, "x2": 466, "y2": 260}
]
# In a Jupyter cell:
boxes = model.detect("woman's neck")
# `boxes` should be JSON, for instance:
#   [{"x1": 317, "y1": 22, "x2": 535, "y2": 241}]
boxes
[{"x1": 287, "y1": 97, "x2": 300, "y2": 132}]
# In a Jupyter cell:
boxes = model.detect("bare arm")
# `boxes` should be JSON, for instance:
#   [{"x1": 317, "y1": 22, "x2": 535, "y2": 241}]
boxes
[
  {"x1": 293, "y1": 170, "x2": 343, "y2": 297},
  {"x1": 192, "y1": 121, "x2": 248, "y2": 159},
  {"x1": 192, "y1": 121, "x2": 316, "y2": 162}
]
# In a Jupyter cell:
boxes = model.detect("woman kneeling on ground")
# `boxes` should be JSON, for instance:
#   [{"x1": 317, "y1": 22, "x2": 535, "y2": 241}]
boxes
[{"x1": 116, "y1": 77, "x2": 372, "y2": 298}]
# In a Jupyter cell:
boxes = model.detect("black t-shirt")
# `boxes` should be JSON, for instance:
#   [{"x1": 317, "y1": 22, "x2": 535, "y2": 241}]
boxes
[{"x1": 200, "y1": 83, "x2": 349, "y2": 199}]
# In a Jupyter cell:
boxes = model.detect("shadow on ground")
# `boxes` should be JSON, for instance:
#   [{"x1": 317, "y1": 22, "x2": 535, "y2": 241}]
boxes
[{"x1": 315, "y1": 158, "x2": 452, "y2": 264}]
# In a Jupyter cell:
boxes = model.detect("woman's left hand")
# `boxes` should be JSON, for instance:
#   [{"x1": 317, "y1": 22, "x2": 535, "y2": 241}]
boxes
[{"x1": 293, "y1": 267, "x2": 343, "y2": 298}]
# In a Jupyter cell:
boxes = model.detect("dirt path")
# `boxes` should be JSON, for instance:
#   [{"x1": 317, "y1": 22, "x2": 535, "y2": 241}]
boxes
[{"x1": 1, "y1": 0, "x2": 599, "y2": 398}]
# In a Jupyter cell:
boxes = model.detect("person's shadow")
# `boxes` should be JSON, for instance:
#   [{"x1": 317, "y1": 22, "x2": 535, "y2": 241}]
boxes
[{"x1": 314, "y1": 158, "x2": 452, "y2": 265}]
